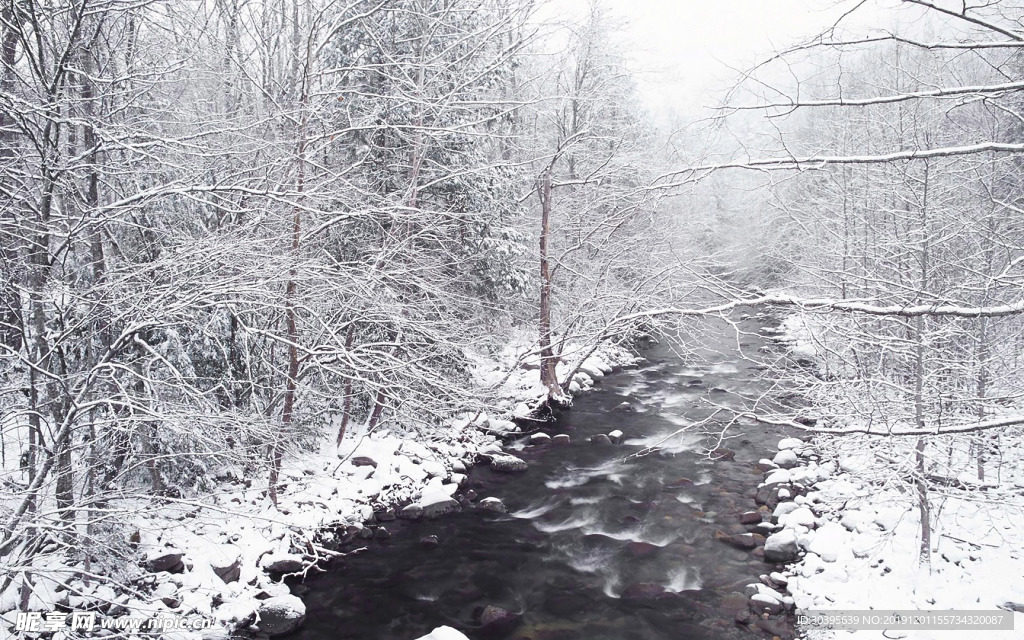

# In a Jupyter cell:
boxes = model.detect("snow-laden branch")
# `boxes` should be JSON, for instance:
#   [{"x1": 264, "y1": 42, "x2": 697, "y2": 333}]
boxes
[
  {"x1": 728, "y1": 79, "x2": 1024, "y2": 111},
  {"x1": 744, "y1": 411, "x2": 1024, "y2": 437},
  {"x1": 656, "y1": 142, "x2": 1024, "y2": 186},
  {"x1": 608, "y1": 293, "x2": 1024, "y2": 324}
]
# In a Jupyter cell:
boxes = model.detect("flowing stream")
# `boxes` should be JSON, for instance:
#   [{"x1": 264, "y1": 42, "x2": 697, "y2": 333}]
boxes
[{"x1": 294, "y1": 315, "x2": 794, "y2": 640}]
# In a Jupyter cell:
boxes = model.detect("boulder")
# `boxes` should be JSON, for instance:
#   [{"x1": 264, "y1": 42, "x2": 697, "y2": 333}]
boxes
[
  {"x1": 720, "y1": 591, "x2": 748, "y2": 613},
  {"x1": 529, "y1": 433, "x2": 552, "y2": 445},
  {"x1": 260, "y1": 553, "x2": 305, "y2": 574},
  {"x1": 611, "y1": 402, "x2": 632, "y2": 412},
  {"x1": 421, "y1": 497, "x2": 460, "y2": 519},
  {"x1": 398, "y1": 504, "x2": 424, "y2": 520},
  {"x1": 420, "y1": 535, "x2": 440, "y2": 549},
  {"x1": 489, "y1": 420, "x2": 518, "y2": 435},
  {"x1": 764, "y1": 529, "x2": 800, "y2": 563},
  {"x1": 763, "y1": 469, "x2": 792, "y2": 485},
  {"x1": 713, "y1": 531, "x2": 764, "y2": 551},
  {"x1": 479, "y1": 605, "x2": 520, "y2": 635},
  {"x1": 489, "y1": 454, "x2": 528, "y2": 473},
  {"x1": 709, "y1": 448, "x2": 735, "y2": 461},
  {"x1": 772, "y1": 449, "x2": 799, "y2": 469},
  {"x1": 590, "y1": 434, "x2": 612, "y2": 445},
  {"x1": 749, "y1": 593, "x2": 783, "y2": 615},
  {"x1": 777, "y1": 438, "x2": 803, "y2": 451},
  {"x1": 551, "y1": 434, "x2": 571, "y2": 445},
  {"x1": 145, "y1": 550, "x2": 184, "y2": 573},
  {"x1": 608, "y1": 430, "x2": 624, "y2": 444},
  {"x1": 256, "y1": 595, "x2": 306, "y2": 636},
  {"x1": 477, "y1": 497, "x2": 508, "y2": 514},
  {"x1": 350, "y1": 456, "x2": 378, "y2": 468},
  {"x1": 625, "y1": 541, "x2": 660, "y2": 557},
  {"x1": 210, "y1": 545, "x2": 242, "y2": 583},
  {"x1": 579, "y1": 360, "x2": 605, "y2": 380},
  {"x1": 621, "y1": 583, "x2": 666, "y2": 599},
  {"x1": 739, "y1": 511, "x2": 763, "y2": 525},
  {"x1": 777, "y1": 506, "x2": 817, "y2": 528}
]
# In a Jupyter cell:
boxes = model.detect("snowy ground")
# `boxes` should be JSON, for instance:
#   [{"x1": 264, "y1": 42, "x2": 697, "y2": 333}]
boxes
[
  {"x1": 768, "y1": 315, "x2": 1024, "y2": 640},
  {"x1": 0, "y1": 333, "x2": 640, "y2": 640}
]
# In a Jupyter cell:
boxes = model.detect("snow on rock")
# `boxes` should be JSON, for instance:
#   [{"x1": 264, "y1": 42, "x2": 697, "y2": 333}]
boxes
[
  {"x1": 772, "y1": 449, "x2": 799, "y2": 469},
  {"x1": 777, "y1": 506, "x2": 817, "y2": 529},
  {"x1": 805, "y1": 522, "x2": 846, "y2": 562},
  {"x1": 773, "y1": 502, "x2": 802, "y2": 519},
  {"x1": 777, "y1": 438, "x2": 804, "y2": 451},
  {"x1": 764, "y1": 529, "x2": 801, "y2": 563},
  {"x1": 529, "y1": 432, "x2": 552, "y2": 445},
  {"x1": 763, "y1": 469, "x2": 792, "y2": 485},
  {"x1": 415, "y1": 478, "x2": 460, "y2": 518},
  {"x1": 415, "y1": 626, "x2": 471, "y2": 640},
  {"x1": 489, "y1": 454, "x2": 528, "y2": 472},
  {"x1": 579, "y1": 359, "x2": 605, "y2": 380},
  {"x1": 477, "y1": 497, "x2": 508, "y2": 514},
  {"x1": 839, "y1": 509, "x2": 871, "y2": 532},
  {"x1": 255, "y1": 595, "x2": 306, "y2": 636},
  {"x1": 420, "y1": 460, "x2": 446, "y2": 478},
  {"x1": 259, "y1": 553, "x2": 305, "y2": 574}
]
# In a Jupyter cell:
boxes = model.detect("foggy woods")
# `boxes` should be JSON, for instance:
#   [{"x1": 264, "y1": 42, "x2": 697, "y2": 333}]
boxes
[{"x1": 1, "y1": 0, "x2": 1023, "y2": 638}]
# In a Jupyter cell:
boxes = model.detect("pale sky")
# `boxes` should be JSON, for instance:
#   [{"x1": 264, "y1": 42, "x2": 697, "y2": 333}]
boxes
[{"x1": 542, "y1": 0, "x2": 891, "y2": 122}]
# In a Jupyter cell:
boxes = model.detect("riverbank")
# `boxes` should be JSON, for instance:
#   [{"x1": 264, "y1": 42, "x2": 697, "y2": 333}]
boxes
[
  {"x1": 0, "y1": 332, "x2": 641, "y2": 640},
  {"x1": 771, "y1": 315, "x2": 1024, "y2": 640}
]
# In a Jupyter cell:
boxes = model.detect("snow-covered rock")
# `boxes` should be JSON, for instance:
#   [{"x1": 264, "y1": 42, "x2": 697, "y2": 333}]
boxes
[
  {"x1": 763, "y1": 469, "x2": 792, "y2": 485},
  {"x1": 489, "y1": 419, "x2": 518, "y2": 435},
  {"x1": 777, "y1": 438, "x2": 804, "y2": 451},
  {"x1": 772, "y1": 449, "x2": 799, "y2": 469},
  {"x1": 415, "y1": 627, "x2": 471, "y2": 640},
  {"x1": 773, "y1": 501, "x2": 801, "y2": 519},
  {"x1": 259, "y1": 553, "x2": 304, "y2": 574},
  {"x1": 764, "y1": 529, "x2": 800, "y2": 563},
  {"x1": 529, "y1": 432, "x2": 551, "y2": 445},
  {"x1": 255, "y1": 595, "x2": 306, "y2": 636},
  {"x1": 806, "y1": 523, "x2": 846, "y2": 562},
  {"x1": 777, "y1": 506, "x2": 817, "y2": 528},
  {"x1": 477, "y1": 497, "x2": 508, "y2": 514},
  {"x1": 489, "y1": 454, "x2": 528, "y2": 472},
  {"x1": 579, "y1": 359, "x2": 605, "y2": 380}
]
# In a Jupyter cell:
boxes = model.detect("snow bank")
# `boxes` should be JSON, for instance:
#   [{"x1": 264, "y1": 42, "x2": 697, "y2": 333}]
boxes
[{"x1": 758, "y1": 435, "x2": 1024, "y2": 640}]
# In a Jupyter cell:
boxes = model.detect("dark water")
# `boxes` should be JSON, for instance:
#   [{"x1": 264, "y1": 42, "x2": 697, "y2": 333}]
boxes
[{"x1": 295, "y1": 316, "x2": 791, "y2": 640}]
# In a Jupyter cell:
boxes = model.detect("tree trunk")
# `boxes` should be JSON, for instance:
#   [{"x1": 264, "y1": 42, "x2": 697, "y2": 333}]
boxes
[{"x1": 537, "y1": 169, "x2": 562, "y2": 403}]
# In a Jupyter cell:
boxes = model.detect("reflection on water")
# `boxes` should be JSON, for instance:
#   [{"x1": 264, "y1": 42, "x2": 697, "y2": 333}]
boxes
[{"x1": 295, "y1": 317, "x2": 791, "y2": 640}]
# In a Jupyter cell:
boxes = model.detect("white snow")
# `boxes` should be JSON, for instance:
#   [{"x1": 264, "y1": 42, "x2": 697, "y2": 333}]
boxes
[
  {"x1": 773, "y1": 449, "x2": 799, "y2": 468},
  {"x1": 773, "y1": 434, "x2": 1024, "y2": 640},
  {"x1": 778, "y1": 437, "x2": 804, "y2": 450},
  {"x1": 415, "y1": 626, "x2": 471, "y2": 640}
]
